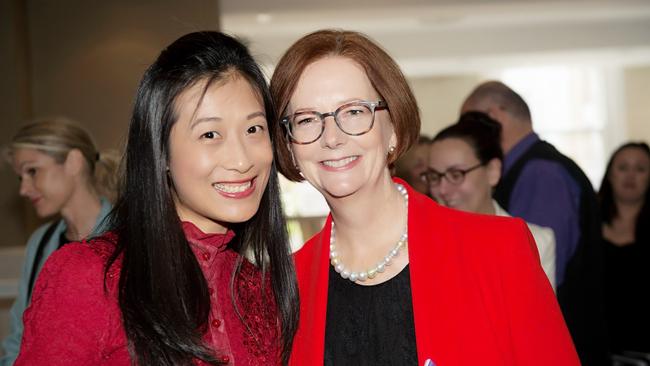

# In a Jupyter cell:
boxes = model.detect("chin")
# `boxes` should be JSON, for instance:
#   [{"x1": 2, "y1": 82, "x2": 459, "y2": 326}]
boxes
[
  {"x1": 36, "y1": 210, "x2": 57, "y2": 219},
  {"x1": 316, "y1": 177, "x2": 365, "y2": 198},
  {"x1": 34, "y1": 204, "x2": 57, "y2": 218},
  {"x1": 216, "y1": 206, "x2": 259, "y2": 224},
  {"x1": 322, "y1": 185, "x2": 360, "y2": 199}
]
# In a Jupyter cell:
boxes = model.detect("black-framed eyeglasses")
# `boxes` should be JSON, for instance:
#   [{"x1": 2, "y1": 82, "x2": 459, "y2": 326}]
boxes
[
  {"x1": 281, "y1": 100, "x2": 388, "y2": 144},
  {"x1": 420, "y1": 163, "x2": 484, "y2": 186}
]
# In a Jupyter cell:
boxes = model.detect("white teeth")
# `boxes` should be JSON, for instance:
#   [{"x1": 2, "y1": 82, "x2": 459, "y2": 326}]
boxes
[
  {"x1": 323, "y1": 156, "x2": 358, "y2": 168},
  {"x1": 213, "y1": 181, "x2": 252, "y2": 193}
]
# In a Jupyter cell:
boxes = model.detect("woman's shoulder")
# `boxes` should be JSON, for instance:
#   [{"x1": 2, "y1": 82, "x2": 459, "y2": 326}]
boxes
[
  {"x1": 293, "y1": 225, "x2": 328, "y2": 264},
  {"x1": 411, "y1": 199, "x2": 536, "y2": 270},
  {"x1": 39, "y1": 233, "x2": 120, "y2": 285},
  {"x1": 416, "y1": 197, "x2": 526, "y2": 237}
]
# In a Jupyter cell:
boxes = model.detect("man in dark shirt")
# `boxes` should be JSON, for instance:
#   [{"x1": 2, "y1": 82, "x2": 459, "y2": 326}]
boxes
[{"x1": 461, "y1": 81, "x2": 607, "y2": 365}]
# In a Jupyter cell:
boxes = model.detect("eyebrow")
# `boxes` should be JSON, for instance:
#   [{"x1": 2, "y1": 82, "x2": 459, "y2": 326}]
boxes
[
  {"x1": 190, "y1": 117, "x2": 221, "y2": 129},
  {"x1": 247, "y1": 111, "x2": 266, "y2": 120},
  {"x1": 17, "y1": 160, "x2": 37, "y2": 170},
  {"x1": 190, "y1": 111, "x2": 266, "y2": 129},
  {"x1": 293, "y1": 97, "x2": 368, "y2": 113}
]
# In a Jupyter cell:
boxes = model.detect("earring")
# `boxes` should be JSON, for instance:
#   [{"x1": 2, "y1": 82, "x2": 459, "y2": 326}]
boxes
[{"x1": 388, "y1": 146, "x2": 396, "y2": 154}]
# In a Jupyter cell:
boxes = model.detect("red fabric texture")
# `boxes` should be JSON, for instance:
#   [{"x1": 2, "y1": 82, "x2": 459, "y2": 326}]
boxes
[
  {"x1": 15, "y1": 222, "x2": 280, "y2": 365},
  {"x1": 290, "y1": 178, "x2": 580, "y2": 366}
]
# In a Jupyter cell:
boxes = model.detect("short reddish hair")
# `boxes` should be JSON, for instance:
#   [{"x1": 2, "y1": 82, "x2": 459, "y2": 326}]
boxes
[{"x1": 270, "y1": 29, "x2": 421, "y2": 181}]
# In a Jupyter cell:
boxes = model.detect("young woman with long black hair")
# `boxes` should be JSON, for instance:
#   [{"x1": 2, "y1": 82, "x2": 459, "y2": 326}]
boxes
[{"x1": 15, "y1": 31, "x2": 298, "y2": 366}]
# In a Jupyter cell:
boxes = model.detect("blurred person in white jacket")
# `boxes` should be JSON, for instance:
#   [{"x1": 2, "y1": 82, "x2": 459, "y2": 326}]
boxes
[{"x1": 424, "y1": 111, "x2": 556, "y2": 289}]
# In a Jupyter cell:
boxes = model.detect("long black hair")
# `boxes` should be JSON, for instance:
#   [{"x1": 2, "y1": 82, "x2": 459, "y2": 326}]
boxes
[
  {"x1": 433, "y1": 111, "x2": 504, "y2": 164},
  {"x1": 108, "y1": 31, "x2": 298, "y2": 365},
  {"x1": 598, "y1": 142, "x2": 650, "y2": 241}
]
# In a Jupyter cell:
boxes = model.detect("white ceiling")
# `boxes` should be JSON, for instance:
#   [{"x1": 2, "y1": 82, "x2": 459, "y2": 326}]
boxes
[{"x1": 221, "y1": 0, "x2": 650, "y2": 76}]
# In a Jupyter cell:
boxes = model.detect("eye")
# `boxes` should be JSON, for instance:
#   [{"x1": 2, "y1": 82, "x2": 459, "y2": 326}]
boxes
[
  {"x1": 296, "y1": 117, "x2": 316, "y2": 126},
  {"x1": 339, "y1": 105, "x2": 368, "y2": 119},
  {"x1": 201, "y1": 131, "x2": 219, "y2": 139},
  {"x1": 26, "y1": 167, "x2": 37, "y2": 177},
  {"x1": 346, "y1": 108, "x2": 365, "y2": 116},
  {"x1": 448, "y1": 170, "x2": 465, "y2": 181},
  {"x1": 247, "y1": 125, "x2": 265, "y2": 134}
]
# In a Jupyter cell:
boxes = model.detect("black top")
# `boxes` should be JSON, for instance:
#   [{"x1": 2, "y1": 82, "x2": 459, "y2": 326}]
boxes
[
  {"x1": 324, "y1": 264, "x2": 418, "y2": 366},
  {"x1": 603, "y1": 238, "x2": 650, "y2": 353}
]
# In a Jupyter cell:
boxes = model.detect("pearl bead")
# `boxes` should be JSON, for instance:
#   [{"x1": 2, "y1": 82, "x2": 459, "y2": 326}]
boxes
[
  {"x1": 330, "y1": 183, "x2": 408, "y2": 283},
  {"x1": 358, "y1": 272, "x2": 367, "y2": 281}
]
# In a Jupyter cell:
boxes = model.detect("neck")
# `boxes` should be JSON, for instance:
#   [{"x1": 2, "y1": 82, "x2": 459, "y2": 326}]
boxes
[
  {"x1": 60, "y1": 187, "x2": 103, "y2": 241},
  {"x1": 503, "y1": 128, "x2": 533, "y2": 154},
  {"x1": 614, "y1": 199, "x2": 643, "y2": 221},
  {"x1": 480, "y1": 198, "x2": 496, "y2": 216},
  {"x1": 326, "y1": 174, "x2": 407, "y2": 258}
]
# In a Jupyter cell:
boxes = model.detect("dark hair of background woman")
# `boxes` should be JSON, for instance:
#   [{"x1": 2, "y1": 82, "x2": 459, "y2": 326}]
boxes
[
  {"x1": 598, "y1": 142, "x2": 650, "y2": 241},
  {"x1": 107, "y1": 31, "x2": 298, "y2": 366},
  {"x1": 433, "y1": 111, "x2": 504, "y2": 164}
]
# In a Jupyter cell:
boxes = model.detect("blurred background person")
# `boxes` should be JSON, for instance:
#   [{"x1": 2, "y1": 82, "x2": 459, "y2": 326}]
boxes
[
  {"x1": 598, "y1": 142, "x2": 650, "y2": 357},
  {"x1": 393, "y1": 134, "x2": 432, "y2": 196},
  {"x1": 426, "y1": 112, "x2": 556, "y2": 289},
  {"x1": 1, "y1": 117, "x2": 117, "y2": 366},
  {"x1": 461, "y1": 80, "x2": 606, "y2": 365}
]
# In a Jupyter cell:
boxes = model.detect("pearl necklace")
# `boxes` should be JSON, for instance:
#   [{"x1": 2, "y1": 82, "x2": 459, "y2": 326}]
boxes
[{"x1": 329, "y1": 183, "x2": 408, "y2": 283}]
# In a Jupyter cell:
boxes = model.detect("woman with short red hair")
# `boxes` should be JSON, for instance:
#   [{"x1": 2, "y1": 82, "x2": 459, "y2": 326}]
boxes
[{"x1": 271, "y1": 29, "x2": 579, "y2": 366}]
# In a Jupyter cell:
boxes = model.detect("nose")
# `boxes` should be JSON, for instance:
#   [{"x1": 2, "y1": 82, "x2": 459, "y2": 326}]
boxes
[
  {"x1": 19, "y1": 177, "x2": 32, "y2": 197},
  {"x1": 320, "y1": 115, "x2": 346, "y2": 149},
  {"x1": 434, "y1": 178, "x2": 455, "y2": 203},
  {"x1": 223, "y1": 136, "x2": 254, "y2": 174}
]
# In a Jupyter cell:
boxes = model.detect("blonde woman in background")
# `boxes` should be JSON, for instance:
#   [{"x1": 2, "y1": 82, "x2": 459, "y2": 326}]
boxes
[{"x1": 0, "y1": 118, "x2": 118, "y2": 366}]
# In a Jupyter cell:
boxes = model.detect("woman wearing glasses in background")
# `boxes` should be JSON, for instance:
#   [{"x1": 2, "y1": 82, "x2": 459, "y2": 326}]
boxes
[
  {"x1": 271, "y1": 29, "x2": 578, "y2": 366},
  {"x1": 426, "y1": 112, "x2": 556, "y2": 290}
]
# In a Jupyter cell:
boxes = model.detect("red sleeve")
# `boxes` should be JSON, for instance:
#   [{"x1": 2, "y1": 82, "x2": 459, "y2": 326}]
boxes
[
  {"x1": 14, "y1": 243, "x2": 118, "y2": 365},
  {"x1": 502, "y1": 220, "x2": 580, "y2": 365}
]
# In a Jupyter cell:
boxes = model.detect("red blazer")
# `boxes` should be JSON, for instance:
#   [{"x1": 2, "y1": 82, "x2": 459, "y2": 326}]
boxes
[{"x1": 290, "y1": 180, "x2": 579, "y2": 366}]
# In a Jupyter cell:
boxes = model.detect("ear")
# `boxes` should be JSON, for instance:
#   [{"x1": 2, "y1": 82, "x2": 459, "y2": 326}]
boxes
[
  {"x1": 485, "y1": 158, "x2": 502, "y2": 187},
  {"x1": 485, "y1": 105, "x2": 502, "y2": 122},
  {"x1": 288, "y1": 142, "x2": 298, "y2": 167},
  {"x1": 63, "y1": 149, "x2": 86, "y2": 176},
  {"x1": 386, "y1": 116, "x2": 398, "y2": 154},
  {"x1": 389, "y1": 129, "x2": 398, "y2": 151}
]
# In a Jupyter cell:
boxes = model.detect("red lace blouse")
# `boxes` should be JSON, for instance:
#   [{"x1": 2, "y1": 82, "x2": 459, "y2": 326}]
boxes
[{"x1": 15, "y1": 222, "x2": 280, "y2": 365}]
